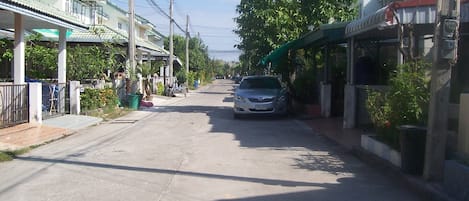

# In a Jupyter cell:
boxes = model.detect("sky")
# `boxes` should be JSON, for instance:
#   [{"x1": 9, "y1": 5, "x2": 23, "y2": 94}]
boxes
[{"x1": 110, "y1": 0, "x2": 242, "y2": 62}]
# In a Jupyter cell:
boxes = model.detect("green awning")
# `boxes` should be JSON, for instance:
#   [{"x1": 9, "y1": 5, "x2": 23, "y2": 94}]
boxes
[
  {"x1": 261, "y1": 22, "x2": 348, "y2": 66},
  {"x1": 294, "y1": 22, "x2": 348, "y2": 49},
  {"x1": 33, "y1": 29, "x2": 73, "y2": 38},
  {"x1": 260, "y1": 40, "x2": 298, "y2": 65}
]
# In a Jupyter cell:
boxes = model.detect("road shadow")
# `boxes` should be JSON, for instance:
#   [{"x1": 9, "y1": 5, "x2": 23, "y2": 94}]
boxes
[
  {"x1": 14, "y1": 156, "x2": 325, "y2": 188},
  {"x1": 146, "y1": 101, "x2": 356, "y2": 176},
  {"x1": 215, "y1": 176, "x2": 416, "y2": 201}
]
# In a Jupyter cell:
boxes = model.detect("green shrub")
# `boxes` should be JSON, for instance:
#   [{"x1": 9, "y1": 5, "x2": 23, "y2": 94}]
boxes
[
  {"x1": 176, "y1": 70, "x2": 187, "y2": 85},
  {"x1": 187, "y1": 71, "x2": 196, "y2": 89},
  {"x1": 366, "y1": 60, "x2": 430, "y2": 149},
  {"x1": 157, "y1": 82, "x2": 165, "y2": 96},
  {"x1": 292, "y1": 68, "x2": 317, "y2": 104},
  {"x1": 81, "y1": 87, "x2": 119, "y2": 111}
]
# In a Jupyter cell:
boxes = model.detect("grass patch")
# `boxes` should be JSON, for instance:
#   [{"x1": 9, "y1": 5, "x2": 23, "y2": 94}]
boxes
[
  {"x1": 82, "y1": 107, "x2": 132, "y2": 121},
  {"x1": 0, "y1": 147, "x2": 32, "y2": 162},
  {"x1": 0, "y1": 152, "x2": 13, "y2": 162}
]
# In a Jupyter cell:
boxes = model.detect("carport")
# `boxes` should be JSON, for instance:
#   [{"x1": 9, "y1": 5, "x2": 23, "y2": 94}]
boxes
[
  {"x1": 262, "y1": 22, "x2": 348, "y2": 118},
  {"x1": 0, "y1": 0, "x2": 87, "y2": 126}
]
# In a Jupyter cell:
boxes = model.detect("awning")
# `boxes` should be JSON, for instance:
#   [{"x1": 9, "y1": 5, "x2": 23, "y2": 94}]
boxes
[
  {"x1": 345, "y1": 5, "x2": 395, "y2": 38},
  {"x1": 260, "y1": 40, "x2": 298, "y2": 65},
  {"x1": 261, "y1": 22, "x2": 348, "y2": 66},
  {"x1": 33, "y1": 29, "x2": 73, "y2": 38},
  {"x1": 294, "y1": 22, "x2": 348, "y2": 49}
]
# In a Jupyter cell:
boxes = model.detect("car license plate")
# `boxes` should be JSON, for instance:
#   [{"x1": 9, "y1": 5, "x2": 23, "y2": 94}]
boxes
[{"x1": 255, "y1": 104, "x2": 269, "y2": 110}]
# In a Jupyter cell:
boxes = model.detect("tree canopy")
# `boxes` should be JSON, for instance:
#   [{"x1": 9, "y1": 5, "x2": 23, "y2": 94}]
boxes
[
  {"x1": 234, "y1": 0, "x2": 357, "y2": 73},
  {"x1": 164, "y1": 35, "x2": 210, "y2": 72}
]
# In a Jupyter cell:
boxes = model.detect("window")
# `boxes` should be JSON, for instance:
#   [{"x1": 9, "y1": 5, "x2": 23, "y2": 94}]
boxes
[{"x1": 239, "y1": 77, "x2": 281, "y2": 89}]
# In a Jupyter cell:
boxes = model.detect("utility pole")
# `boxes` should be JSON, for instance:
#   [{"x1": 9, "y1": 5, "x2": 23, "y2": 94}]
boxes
[
  {"x1": 168, "y1": 0, "x2": 174, "y2": 85},
  {"x1": 128, "y1": 0, "x2": 136, "y2": 76},
  {"x1": 424, "y1": 0, "x2": 460, "y2": 181},
  {"x1": 186, "y1": 15, "x2": 190, "y2": 75}
]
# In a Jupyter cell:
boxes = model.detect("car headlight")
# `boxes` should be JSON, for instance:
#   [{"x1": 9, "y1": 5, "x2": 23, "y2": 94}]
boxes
[{"x1": 235, "y1": 95, "x2": 246, "y2": 102}]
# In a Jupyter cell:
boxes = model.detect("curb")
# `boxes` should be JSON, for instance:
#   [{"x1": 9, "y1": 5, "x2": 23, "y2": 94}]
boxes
[{"x1": 352, "y1": 147, "x2": 457, "y2": 201}]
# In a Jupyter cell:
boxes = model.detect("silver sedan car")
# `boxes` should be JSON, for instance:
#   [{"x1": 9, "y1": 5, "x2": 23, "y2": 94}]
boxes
[{"x1": 233, "y1": 76, "x2": 288, "y2": 118}]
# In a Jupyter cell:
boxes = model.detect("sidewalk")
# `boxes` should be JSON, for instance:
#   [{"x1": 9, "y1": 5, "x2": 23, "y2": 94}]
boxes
[
  {"x1": 302, "y1": 117, "x2": 456, "y2": 201},
  {"x1": 0, "y1": 95, "x2": 183, "y2": 151},
  {"x1": 0, "y1": 115, "x2": 102, "y2": 151}
]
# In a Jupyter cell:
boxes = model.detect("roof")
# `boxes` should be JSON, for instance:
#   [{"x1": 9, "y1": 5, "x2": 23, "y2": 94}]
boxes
[
  {"x1": 67, "y1": 25, "x2": 127, "y2": 43},
  {"x1": 261, "y1": 22, "x2": 348, "y2": 66},
  {"x1": 345, "y1": 0, "x2": 469, "y2": 38},
  {"x1": 260, "y1": 40, "x2": 297, "y2": 66},
  {"x1": 294, "y1": 22, "x2": 348, "y2": 49},
  {"x1": 0, "y1": 0, "x2": 88, "y2": 31}
]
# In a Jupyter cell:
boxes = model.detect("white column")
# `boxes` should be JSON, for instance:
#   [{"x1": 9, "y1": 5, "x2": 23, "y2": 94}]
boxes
[
  {"x1": 343, "y1": 37, "x2": 356, "y2": 128},
  {"x1": 343, "y1": 84, "x2": 357, "y2": 128},
  {"x1": 137, "y1": 50, "x2": 143, "y2": 65},
  {"x1": 14, "y1": 14, "x2": 25, "y2": 85},
  {"x1": 58, "y1": 27, "x2": 67, "y2": 83},
  {"x1": 320, "y1": 82, "x2": 331, "y2": 118},
  {"x1": 138, "y1": 73, "x2": 143, "y2": 94},
  {"x1": 70, "y1": 81, "x2": 81, "y2": 115},
  {"x1": 29, "y1": 82, "x2": 42, "y2": 124},
  {"x1": 58, "y1": 27, "x2": 67, "y2": 113}
]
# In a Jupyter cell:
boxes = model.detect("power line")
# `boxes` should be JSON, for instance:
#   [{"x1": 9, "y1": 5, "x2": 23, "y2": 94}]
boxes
[
  {"x1": 191, "y1": 25, "x2": 234, "y2": 30},
  {"x1": 145, "y1": 0, "x2": 185, "y2": 33}
]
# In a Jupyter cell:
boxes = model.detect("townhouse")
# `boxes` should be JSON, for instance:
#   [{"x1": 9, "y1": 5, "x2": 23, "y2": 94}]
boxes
[{"x1": 0, "y1": 0, "x2": 174, "y2": 128}]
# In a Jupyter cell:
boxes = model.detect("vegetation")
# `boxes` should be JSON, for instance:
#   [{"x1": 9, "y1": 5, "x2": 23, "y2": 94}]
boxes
[
  {"x1": 234, "y1": 0, "x2": 357, "y2": 73},
  {"x1": 80, "y1": 87, "x2": 119, "y2": 111},
  {"x1": 156, "y1": 82, "x2": 165, "y2": 95},
  {"x1": 165, "y1": 35, "x2": 235, "y2": 86},
  {"x1": 68, "y1": 42, "x2": 125, "y2": 81},
  {"x1": 0, "y1": 34, "x2": 126, "y2": 81},
  {"x1": 366, "y1": 60, "x2": 431, "y2": 149},
  {"x1": 0, "y1": 148, "x2": 32, "y2": 162}
]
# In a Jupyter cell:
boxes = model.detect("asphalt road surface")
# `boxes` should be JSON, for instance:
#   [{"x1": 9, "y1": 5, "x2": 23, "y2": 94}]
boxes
[{"x1": 0, "y1": 79, "x2": 421, "y2": 201}]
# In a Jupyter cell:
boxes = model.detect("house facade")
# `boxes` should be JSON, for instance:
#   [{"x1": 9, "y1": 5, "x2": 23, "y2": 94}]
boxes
[{"x1": 0, "y1": 0, "x2": 172, "y2": 128}]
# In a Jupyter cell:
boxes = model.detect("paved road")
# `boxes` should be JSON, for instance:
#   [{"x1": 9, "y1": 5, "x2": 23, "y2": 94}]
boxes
[{"x1": 0, "y1": 79, "x2": 420, "y2": 201}]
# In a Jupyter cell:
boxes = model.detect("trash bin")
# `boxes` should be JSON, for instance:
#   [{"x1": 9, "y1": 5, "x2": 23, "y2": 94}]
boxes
[
  {"x1": 137, "y1": 93, "x2": 143, "y2": 108},
  {"x1": 127, "y1": 94, "x2": 139, "y2": 110},
  {"x1": 398, "y1": 125, "x2": 427, "y2": 175}
]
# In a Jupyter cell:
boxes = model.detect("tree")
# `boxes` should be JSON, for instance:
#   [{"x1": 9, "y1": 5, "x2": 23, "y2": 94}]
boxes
[
  {"x1": 165, "y1": 35, "x2": 213, "y2": 83},
  {"x1": 234, "y1": 0, "x2": 357, "y2": 72}
]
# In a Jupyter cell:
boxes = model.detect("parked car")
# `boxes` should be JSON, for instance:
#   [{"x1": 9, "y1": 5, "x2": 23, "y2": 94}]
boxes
[{"x1": 233, "y1": 76, "x2": 288, "y2": 118}]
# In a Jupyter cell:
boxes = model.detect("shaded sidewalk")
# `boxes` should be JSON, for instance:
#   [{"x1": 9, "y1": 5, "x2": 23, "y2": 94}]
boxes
[
  {"x1": 302, "y1": 117, "x2": 363, "y2": 151},
  {"x1": 302, "y1": 117, "x2": 456, "y2": 201}
]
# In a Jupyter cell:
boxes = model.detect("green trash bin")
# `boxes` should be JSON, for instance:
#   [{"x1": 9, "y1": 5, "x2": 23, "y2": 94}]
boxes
[
  {"x1": 137, "y1": 93, "x2": 143, "y2": 108},
  {"x1": 127, "y1": 94, "x2": 139, "y2": 110}
]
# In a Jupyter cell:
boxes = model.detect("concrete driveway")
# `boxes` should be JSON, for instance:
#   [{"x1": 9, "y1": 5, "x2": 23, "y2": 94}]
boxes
[{"x1": 0, "y1": 79, "x2": 421, "y2": 201}]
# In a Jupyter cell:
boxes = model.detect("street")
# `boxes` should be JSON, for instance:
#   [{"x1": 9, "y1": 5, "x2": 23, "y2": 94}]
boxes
[{"x1": 0, "y1": 79, "x2": 420, "y2": 201}]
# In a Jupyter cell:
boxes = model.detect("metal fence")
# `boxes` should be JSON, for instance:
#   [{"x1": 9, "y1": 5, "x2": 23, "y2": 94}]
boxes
[
  {"x1": 0, "y1": 83, "x2": 29, "y2": 128},
  {"x1": 42, "y1": 82, "x2": 69, "y2": 120}
]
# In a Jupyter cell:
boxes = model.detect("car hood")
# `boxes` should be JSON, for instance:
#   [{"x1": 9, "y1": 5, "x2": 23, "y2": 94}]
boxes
[{"x1": 235, "y1": 89, "x2": 281, "y2": 98}]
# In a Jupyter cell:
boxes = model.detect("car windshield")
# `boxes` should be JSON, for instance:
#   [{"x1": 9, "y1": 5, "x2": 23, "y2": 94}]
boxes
[{"x1": 239, "y1": 77, "x2": 281, "y2": 89}]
